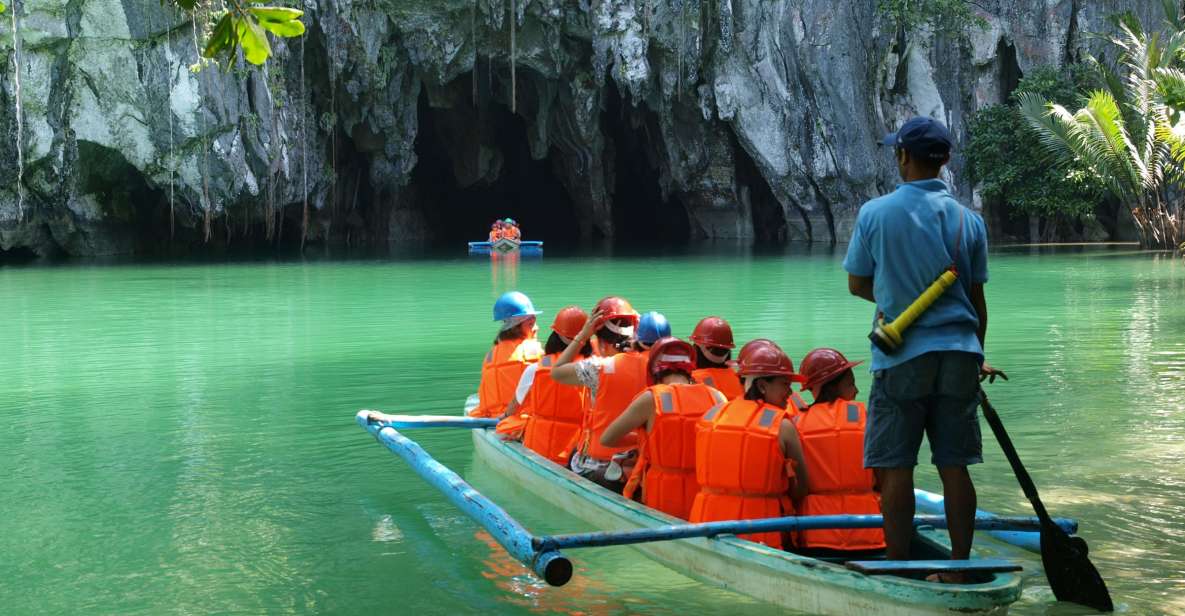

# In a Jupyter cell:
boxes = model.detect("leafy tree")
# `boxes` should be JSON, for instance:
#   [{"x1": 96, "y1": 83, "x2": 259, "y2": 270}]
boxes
[
  {"x1": 876, "y1": 0, "x2": 987, "y2": 41},
  {"x1": 966, "y1": 66, "x2": 1107, "y2": 239},
  {"x1": 166, "y1": 0, "x2": 305, "y2": 67},
  {"x1": 1019, "y1": 8, "x2": 1185, "y2": 249}
]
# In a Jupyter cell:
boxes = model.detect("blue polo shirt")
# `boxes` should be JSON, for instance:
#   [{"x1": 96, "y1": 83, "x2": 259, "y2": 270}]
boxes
[{"x1": 843, "y1": 179, "x2": 989, "y2": 371}]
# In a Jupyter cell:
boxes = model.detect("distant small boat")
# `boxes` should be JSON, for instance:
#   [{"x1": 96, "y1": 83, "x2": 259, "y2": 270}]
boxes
[{"x1": 468, "y1": 238, "x2": 543, "y2": 255}]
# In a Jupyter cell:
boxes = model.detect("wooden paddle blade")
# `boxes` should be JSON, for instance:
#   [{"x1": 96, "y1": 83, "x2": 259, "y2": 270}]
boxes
[{"x1": 1041, "y1": 524, "x2": 1114, "y2": 612}]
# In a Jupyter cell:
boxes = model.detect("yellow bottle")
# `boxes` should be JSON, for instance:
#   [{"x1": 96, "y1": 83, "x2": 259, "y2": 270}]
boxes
[{"x1": 869, "y1": 269, "x2": 958, "y2": 354}]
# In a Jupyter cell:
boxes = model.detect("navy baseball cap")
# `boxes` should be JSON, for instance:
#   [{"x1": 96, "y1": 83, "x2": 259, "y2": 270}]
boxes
[{"x1": 881, "y1": 116, "x2": 953, "y2": 160}]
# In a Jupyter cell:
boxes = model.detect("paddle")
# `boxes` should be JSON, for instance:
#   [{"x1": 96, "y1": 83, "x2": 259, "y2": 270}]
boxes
[{"x1": 978, "y1": 388, "x2": 1113, "y2": 612}]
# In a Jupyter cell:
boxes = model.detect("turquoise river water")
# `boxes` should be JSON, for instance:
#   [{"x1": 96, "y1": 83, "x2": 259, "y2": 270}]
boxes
[{"x1": 2, "y1": 246, "x2": 1183, "y2": 615}]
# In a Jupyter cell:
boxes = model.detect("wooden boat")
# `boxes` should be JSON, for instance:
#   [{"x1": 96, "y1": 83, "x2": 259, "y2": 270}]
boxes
[
  {"x1": 467, "y1": 238, "x2": 543, "y2": 255},
  {"x1": 466, "y1": 399, "x2": 1022, "y2": 614}
]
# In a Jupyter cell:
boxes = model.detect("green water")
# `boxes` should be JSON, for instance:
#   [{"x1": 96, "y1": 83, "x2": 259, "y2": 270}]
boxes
[{"x1": 2, "y1": 247, "x2": 1183, "y2": 615}]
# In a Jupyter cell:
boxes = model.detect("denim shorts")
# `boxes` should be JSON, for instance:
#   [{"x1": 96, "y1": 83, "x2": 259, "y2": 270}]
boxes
[{"x1": 864, "y1": 351, "x2": 983, "y2": 468}]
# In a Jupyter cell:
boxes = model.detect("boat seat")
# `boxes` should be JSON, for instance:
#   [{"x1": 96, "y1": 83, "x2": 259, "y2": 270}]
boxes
[{"x1": 845, "y1": 559, "x2": 1022, "y2": 575}]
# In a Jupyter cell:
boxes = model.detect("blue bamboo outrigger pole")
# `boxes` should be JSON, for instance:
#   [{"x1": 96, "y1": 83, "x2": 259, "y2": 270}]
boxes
[
  {"x1": 357, "y1": 411, "x2": 1080, "y2": 587},
  {"x1": 356, "y1": 411, "x2": 573, "y2": 586}
]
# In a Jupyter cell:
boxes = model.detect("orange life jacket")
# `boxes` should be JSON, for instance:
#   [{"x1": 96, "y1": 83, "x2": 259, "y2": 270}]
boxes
[
  {"x1": 505, "y1": 226, "x2": 521, "y2": 240},
  {"x1": 522, "y1": 354, "x2": 587, "y2": 464},
  {"x1": 692, "y1": 367, "x2": 743, "y2": 400},
  {"x1": 793, "y1": 399, "x2": 885, "y2": 551},
  {"x1": 578, "y1": 352, "x2": 650, "y2": 462},
  {"x1": 470, "y1": 338, "x2": 542, "y2": 418},
  {"x1": 789, "y1": 390, "x2": 810, "y2": 414},
  {"x1": 623, "y1": 383, "x2": 727, "y2": 519},
  {"x1": 489, "y1": 229, "x2": 502, "y2": 242},
  {"x1": 690, "y1": 399, "x2": 795, "y2": 549}
]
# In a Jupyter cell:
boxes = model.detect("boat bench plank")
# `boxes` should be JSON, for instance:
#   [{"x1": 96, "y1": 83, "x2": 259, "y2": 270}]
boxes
[{"x1": 845, "y1": 559, "x2": 1022, "y2": 575}]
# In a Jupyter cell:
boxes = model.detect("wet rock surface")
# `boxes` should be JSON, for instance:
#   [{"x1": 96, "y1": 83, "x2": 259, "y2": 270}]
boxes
[{"x1": 0, "y1": 0, "x2": 1162, "y2": 255}]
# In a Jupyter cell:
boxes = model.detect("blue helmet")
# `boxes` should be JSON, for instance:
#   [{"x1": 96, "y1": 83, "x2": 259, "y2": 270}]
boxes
[
  {"x1": 493, "y1": 291, "x2": 542, "y2": 322},
  {"x1": 636, "y1": 311, "x2": 671, "y2": 346}
]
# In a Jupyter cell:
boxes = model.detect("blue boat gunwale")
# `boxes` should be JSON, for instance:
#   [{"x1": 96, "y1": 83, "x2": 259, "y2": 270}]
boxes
[{"x1": 468, "y1": 422, "x2": 1023, "y2": 610}]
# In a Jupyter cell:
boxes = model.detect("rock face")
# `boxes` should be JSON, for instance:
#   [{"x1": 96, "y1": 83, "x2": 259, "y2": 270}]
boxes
[{"x1": 0, "y1": 0, "x2": 1165, "y2": 255}]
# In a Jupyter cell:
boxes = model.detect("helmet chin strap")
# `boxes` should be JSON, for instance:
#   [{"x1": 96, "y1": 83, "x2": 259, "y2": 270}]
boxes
[
  {"x1": 604, "y1": 321, "x2": 634, "y2": 337},
  {"x1": 700, "y1": 345, "x2": 730, "y2": 364},
  {"x1": 500, "y1": 315, "x2": 532, "y2": 332}
]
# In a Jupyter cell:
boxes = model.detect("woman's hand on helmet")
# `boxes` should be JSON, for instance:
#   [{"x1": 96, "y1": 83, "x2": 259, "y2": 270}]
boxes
[{"x1": 579, "y1": 308, "x2": 605, "y2": 341}]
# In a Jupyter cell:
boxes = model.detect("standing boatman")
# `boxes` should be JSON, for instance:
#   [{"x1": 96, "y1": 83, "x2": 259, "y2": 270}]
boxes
[{"x1": 843, "y1": 117, "x2": 1005, "y2": 576}]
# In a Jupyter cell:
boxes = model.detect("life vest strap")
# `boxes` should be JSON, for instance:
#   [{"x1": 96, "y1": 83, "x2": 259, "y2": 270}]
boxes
[{"x1": 699, "y1": 486, "x2": 785, "y2": 499}]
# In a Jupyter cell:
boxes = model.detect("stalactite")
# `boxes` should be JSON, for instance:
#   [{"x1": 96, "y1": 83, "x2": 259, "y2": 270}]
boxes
[
  {"x1": 510, "y1": 0, "x2": 516, "y2": 113},
  {"x1": 10, "y1": 0, "x2": 25, "y2": 221},
  {"x1": 190, "y1": 14, "x2": 212, "y2": 243},
  {"x1": 678, "y1": 0, "x2": 685, "y2": 99},
  {"x1": 164, "y1": 6, "x2": 176, "y2": 239},
  {"x1": 300, "y1": 31, "x2": 308, "y2": 251},
  {"x1": 717, "y1": 0, "x2": 733, "y2": 54},
  {"x1": 472, "y1": 0, "x2": 478, "y2": 106}
]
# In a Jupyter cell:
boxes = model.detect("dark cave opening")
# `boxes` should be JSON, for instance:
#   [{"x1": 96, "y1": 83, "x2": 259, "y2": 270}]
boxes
[
  {"x1": 997, "y1": 39, "x2": 1023, "y2": 102},
  {"x1": 0, "y1": 244, "x2": 39, "y2": 263},
  {"x1": 409, "y1": 77, "x2": 580, "y2": 244},
  {"x1": 733, "y1": 136, "x2": 787, "y2": 242},
  {"x1": 602, "y1": 84, "x2": 690, "y2": 243}
]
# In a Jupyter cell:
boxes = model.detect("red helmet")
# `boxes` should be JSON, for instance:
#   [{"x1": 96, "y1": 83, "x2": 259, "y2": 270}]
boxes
[
  {"x1": 594, "y1": 296, "x2": 639, "y2": 326},
  {"x1": 690, "y1": 316, "x2": 735, "y2": 349},
  {"x1": 736, "y1": 339, "x2": 800, "y2": 380},
  {"x1": 646, "y1": 337, "x2": 696, "y2": 385},
  {"x1": 551, "y1": 305, "x2": 589, "y2": 340},
  {"x1": 800, "y1": 348, "x2": 863, "y2": 398}
]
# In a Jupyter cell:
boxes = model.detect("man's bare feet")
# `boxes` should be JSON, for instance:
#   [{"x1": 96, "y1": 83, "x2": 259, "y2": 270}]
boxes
[{"x1": 925, "y1": 571, "x2": 969, "y2": 584}]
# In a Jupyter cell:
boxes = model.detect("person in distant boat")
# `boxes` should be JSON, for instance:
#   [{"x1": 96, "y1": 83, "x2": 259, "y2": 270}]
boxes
[
  {"x1": 792, "y1": 348, "x2": 885, "y2": 552},
  {"x1": 498, "y1": 306, "x2": 593, "y2": 463},
  {"x1": 550, "y1": 296, "x2": 648, "y2": 492},
  {"x1": 688, "y1": 316, "x2": 744, "y2": 400},
  {"x1": 689, "y1": 338, "x2": 809, "y2": 550},
  {"x1": 503, "y1": 218, "x2": 521, "y2": 241},
  {"x1": 844, "y1": 116, "x2": 1004, "y2": 572},
  {"x1": 488, "y1": 221, "x2": 503, "y2": 243},
  {"x1": 630, "y1": 311, "x2": 671, "y2": 355},
  {"x1": 468, "y1": 291, "x2": 544, "y2": 418},
  {"x1": 600, "y1": 337, "x2": 727, "y2": 519}
]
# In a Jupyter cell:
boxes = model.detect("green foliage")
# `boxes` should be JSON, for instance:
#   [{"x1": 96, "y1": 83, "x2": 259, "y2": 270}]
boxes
[
  {"x1": 0, "y1": 2, "x2": 7, "y2": 14},
  {"x1": 1019, "y1": 4, "x2": 1185, "y2": 249},
  {"x1": 966, "y1": 66, "x2": 1106, "y2": 222},
  {"x1": 876, "y1": 0, "x2": 987, "y2": 40},
  {"x1": 166, "y1": 0, "x2": 304, "y2": 67}
]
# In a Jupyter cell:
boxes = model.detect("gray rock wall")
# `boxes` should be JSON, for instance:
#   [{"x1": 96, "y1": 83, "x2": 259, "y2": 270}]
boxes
[{"x1": 0, "y1": 0, "x2": 1164, "y2": 255}]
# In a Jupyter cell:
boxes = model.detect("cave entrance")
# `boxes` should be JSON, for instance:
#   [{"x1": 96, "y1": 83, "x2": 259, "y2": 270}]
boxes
[
  {"x1": 602, "y1": 84, "x2": 690, "y2": 243},
  {"x1": 410, "y1": 77, "x2": 578, "y2": 245}
]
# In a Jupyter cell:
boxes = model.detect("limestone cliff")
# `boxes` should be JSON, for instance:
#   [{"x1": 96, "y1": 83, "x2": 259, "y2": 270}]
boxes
[{"x1": 0, "y1": 0, "x2": 1164, "y2": 255}]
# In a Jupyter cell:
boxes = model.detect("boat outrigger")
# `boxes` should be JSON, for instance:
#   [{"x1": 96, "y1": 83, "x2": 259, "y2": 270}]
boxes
[
  {"x1": 355, "y1": 402, "x2": 1093, "y2": 614},
  {"x1": 467, "y1": 238, "x2": 543, "y2": 255}
]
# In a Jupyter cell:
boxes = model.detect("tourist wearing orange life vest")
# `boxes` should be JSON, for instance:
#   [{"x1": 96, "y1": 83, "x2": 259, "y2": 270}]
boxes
[
  {"x1": 794, "y1": 348, "x2": 886, "y2": 552},
  {"x1": 600, "y1": 337, "x2": 728, "y2": 519},
  {"x1": 488, "y1": 221, "x2": 503, "y2": 243},
  {"x1": 502, "y1": 218, "x2": 521, "y2": 240},
  {"x1": 500, "y1": 306, "x2": 593, "y2": 463},
  {"x1": 688, "y1": 317, "x2": 743, "y2": 400},
  {"x1": 689, "y1": 339, "x2": 809, "y2": 550},
  {"x1": 550, "y1": 296, "x2": 648, "y2": 492},
  {"x1": 629, "y1": 311, "x2": 671, "y2": 355},
  {"x1": 468, "y1": 291, "x2": 544, "y2": 418}
]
